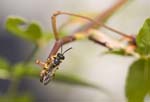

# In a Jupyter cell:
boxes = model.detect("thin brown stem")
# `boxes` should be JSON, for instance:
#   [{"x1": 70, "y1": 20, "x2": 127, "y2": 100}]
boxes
[
  {"x1": 51, "y1": 11, "x2": 132, "y2": 39},
  {"x1": 36, "y1": 0, "x2": 129, "y2": 69},
  {"x1": 88, "y1": 36, "x2": 112, "y2": 50},
  {"x1": 95, "y1": 0, "x2": 127, "y2": 22},
  {"x1": 49, "y1": 35, "x2": 75, "y2": 57},
  {"x1": 24, "y1": 44, "x2": 38, "y2": 64},
  {"x1": 77, "y1": 0, "x2": 128, "y2": 31},
  {"x1": 51, "y1": 12, "x2": 60, "y2": 40}
]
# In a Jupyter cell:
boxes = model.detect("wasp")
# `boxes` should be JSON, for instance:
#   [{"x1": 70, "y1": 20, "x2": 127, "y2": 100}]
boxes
[{"x1": 36, "y1": 47, "x2": 72, "y2": 85}]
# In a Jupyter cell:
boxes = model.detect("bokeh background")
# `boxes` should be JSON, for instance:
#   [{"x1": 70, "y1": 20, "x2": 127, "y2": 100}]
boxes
[{"x1": 0, "y1": 0, "x2": 150, "y2": 102}]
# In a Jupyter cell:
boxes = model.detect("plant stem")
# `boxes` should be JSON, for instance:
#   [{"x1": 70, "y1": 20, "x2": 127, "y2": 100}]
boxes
[
  {"x1": 7, "y1": 44, "x2": 39, "y2": 98},
  {"x1": 24, "y1": 44, "x2": 39, "y2": 64},
  {"x1": 7, "y1": 78, "x2": 19, "y2": 97},
  {"x1": 48, "y1": 0, "x2": 128, "y2": 57}
]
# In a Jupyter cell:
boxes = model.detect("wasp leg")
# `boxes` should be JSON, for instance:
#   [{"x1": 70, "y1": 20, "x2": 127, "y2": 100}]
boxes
[
  {"x1": 43, "y1": 74, "x2": 51, "y2": 85},
  {"x1": 43, "y1": 72, "x2": 55, "y2": 85},
  {"x1": 40, "y1": 75, "x2": 44, "y2": 83}
]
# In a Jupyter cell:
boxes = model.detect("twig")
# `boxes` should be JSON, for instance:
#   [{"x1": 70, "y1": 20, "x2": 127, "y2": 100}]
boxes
[
  {"x1": 36, "y1": 0, "x2": 131, "y2": 69},
  {"x1": 24, "y1": 44, "x2": 39, "y2": 64},
  {"x1": 76, "y1": 0, "x2": 128, "y2": 31},
  {"x1": 48, "y1": 0, "x2": 130, "y2": 56}
]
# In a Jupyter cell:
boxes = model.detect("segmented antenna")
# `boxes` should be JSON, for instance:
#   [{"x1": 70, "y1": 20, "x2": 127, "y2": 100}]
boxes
[
  {"x1": 62, "y1": 47, "x2": 72, "y2": 55},
  {"x1": 61, "y1": 43, "x2": 63, "y2": 54}
]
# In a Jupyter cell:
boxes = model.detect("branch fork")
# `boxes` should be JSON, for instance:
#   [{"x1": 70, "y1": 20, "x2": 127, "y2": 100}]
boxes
[{"x1": 36, "y1": 0, "x2": 137, "y2": 73}]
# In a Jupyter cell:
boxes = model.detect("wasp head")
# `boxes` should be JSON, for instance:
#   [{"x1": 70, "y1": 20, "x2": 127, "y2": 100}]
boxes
[{"x1": 57, "y1": 53, "x2": 65, "y2": 60}]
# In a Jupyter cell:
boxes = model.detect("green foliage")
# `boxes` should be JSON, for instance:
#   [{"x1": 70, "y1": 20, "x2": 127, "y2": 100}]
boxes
[
  {"x1": 126, "y1": 18, "x2": 150, "y2": 102},
  {"x1": 126, "y1": 59, "x2": 150, "y2": 102},
  {"x1": 136, "y1": 18, "x2": 150, "y2": 56},
  {"x1": 0, "y1": 58, "x2": 10, "y2": 79},
  {"x1": 0, "y1": 94, "x2": 33, "y2": 102},
  {"x1": 6, "y1": 17, "x2": 42, "y2": 42},
  {"x1": 5, "y1": 16, "x2": 67, "y2": 46},
  {"x1": 0, "y1": 58, "x2": 9, "y2": 70},
  {"x1": 12, "y1": 63, "x2": 39, "y2": 79},
  {"x1": 104, "y1": 49, "x2": 131, "y2": 56}
]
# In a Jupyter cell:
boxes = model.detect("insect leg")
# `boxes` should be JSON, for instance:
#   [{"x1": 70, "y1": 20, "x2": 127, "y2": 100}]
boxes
[{"x1": 43, "y1": 74, "x2": 51, "y2": 85}]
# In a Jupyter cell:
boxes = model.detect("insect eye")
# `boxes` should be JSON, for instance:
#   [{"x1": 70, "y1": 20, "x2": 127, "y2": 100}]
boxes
[
  {"x1": 54, "y1": 58, "x2": 60, "y2": 65},
  {"x1": 57, "y1": 53, "x2": 65, "y2": 60}
]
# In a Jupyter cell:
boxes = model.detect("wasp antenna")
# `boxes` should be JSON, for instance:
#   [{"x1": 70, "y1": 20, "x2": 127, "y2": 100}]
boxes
[
  {"x1": 61, "y1": 43, "x2": 63, "y2": 54},
  {"x1": 63, "y1": 47, "x2": 72, "y2": 55}
]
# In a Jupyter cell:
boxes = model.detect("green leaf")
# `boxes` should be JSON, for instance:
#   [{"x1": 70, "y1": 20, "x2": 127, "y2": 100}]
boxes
[
  {"x1": 104, "y1": 49, "x2": 132, "y2": 56},
  {"x1": 0, "y1": 94, "x2": 33, "y2": 102},
  {"x1": 59, "y1": 30, "x2": 68, "y2": 38},
  {"x1": 25, "y1": 23, "x2": 42, "y2": 41},
  {"x1": 126, "y1": 59, "x2": 150, "y2": 102},
  {"x1": 0, "y1": 58, "x2": 9, "y2": 70},
  {"x1": 37, "y1": 32, "x2": 53, "y2": 46},
  {"x1": 136, "y1": 18, "x2": 150, "y2": 56},
  {"x1": 13, "y1": 94, "x2": 33, "y2": 102},
  {"x1": 12, "y1": 64, "x2": 26, "y2": 78},
  {"x1": 5, "y1": 16, "x2": 42, "y2": 42},
  {"x1": 12, "y1": 63, "x2": 40, "y2": 79},
  {"x1": 0, "y1": 58, "x2": 10, "y2": 79},
  {"x1": 24, "y1": 64, "x2": 40, "y2": 77}
]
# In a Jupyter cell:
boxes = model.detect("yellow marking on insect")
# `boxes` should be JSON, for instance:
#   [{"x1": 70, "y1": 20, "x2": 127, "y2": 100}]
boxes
[
  {"x1": 46, "y1": 58, "x2": 51, "y2": 63},
  {"x1": 44, "y1": 63, "x2": 49, "y2": 70},
  {"x1": 51, "y1": 55, "x2": 56, "y2": 59}
]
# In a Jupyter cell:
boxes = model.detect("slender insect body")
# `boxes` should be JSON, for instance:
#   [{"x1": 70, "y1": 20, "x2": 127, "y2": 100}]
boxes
[{"x1": 39, "y1": 47, "x2": 72, "y2": 85}]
